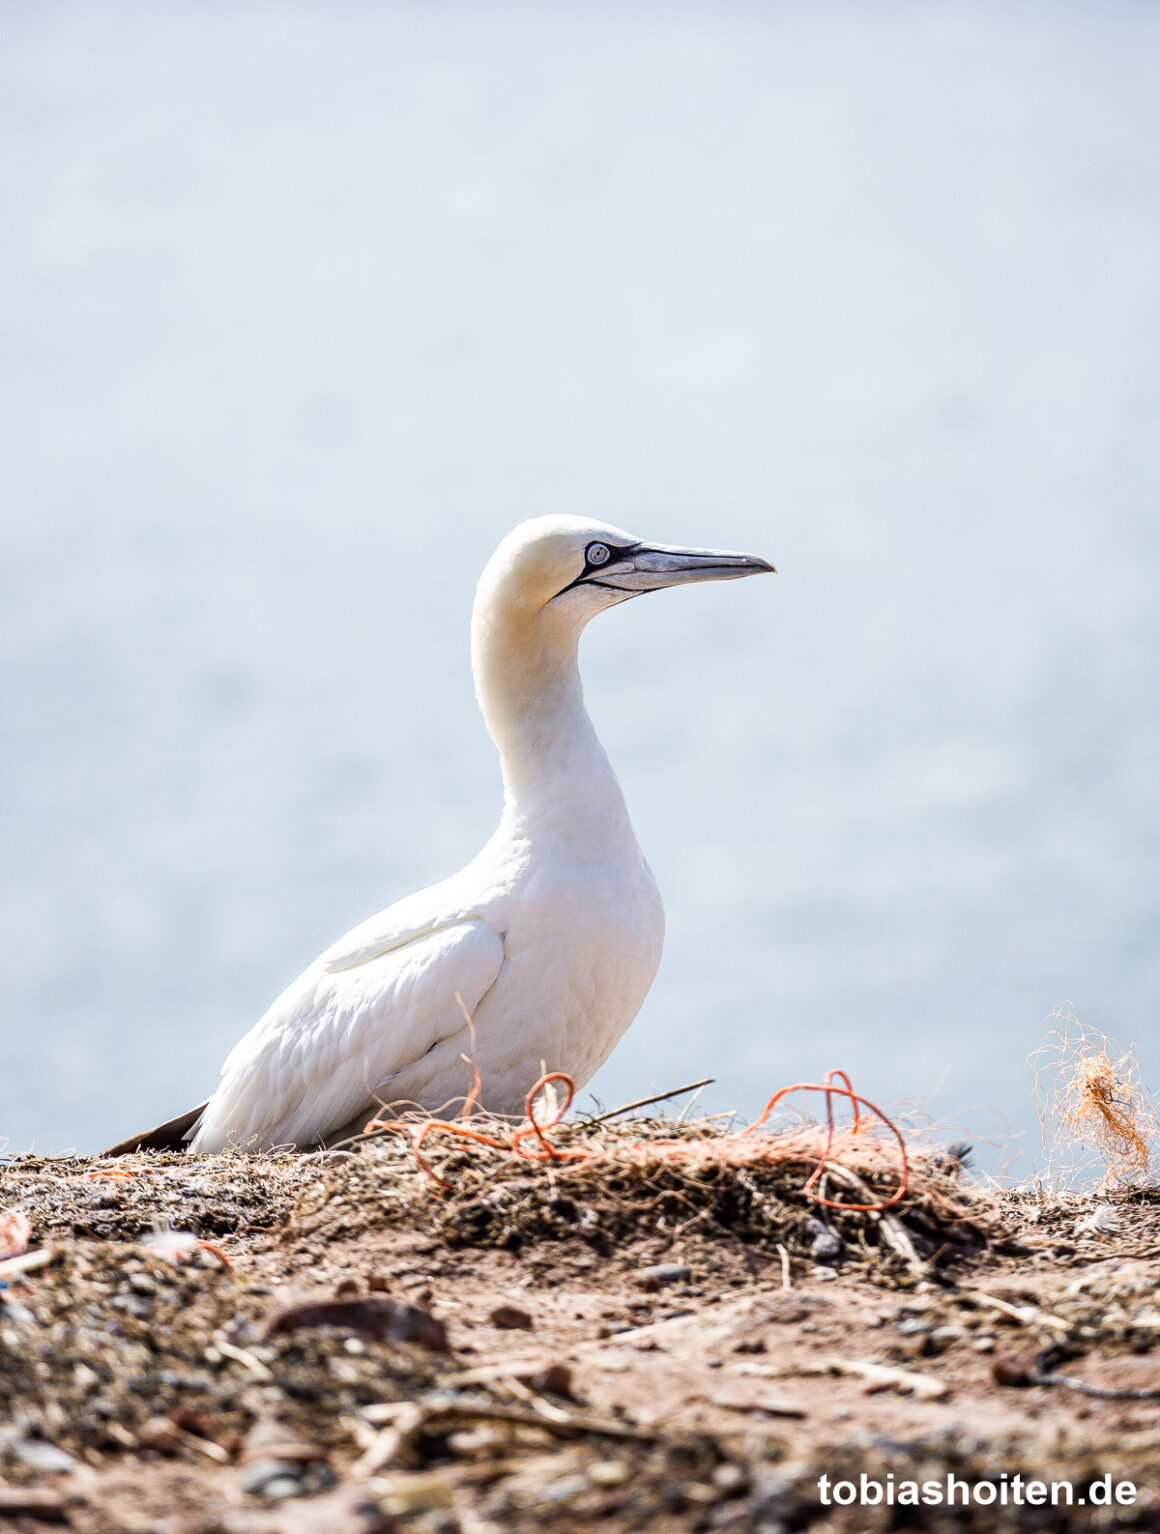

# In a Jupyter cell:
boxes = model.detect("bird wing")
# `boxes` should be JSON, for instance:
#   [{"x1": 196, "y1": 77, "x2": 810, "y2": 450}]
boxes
[
  {"x1": 311, "y1": 879, "x2": 489, "y2": 972},
  {"x1": 191, "y1": 917, "x2": 505, "y2": 1150}
]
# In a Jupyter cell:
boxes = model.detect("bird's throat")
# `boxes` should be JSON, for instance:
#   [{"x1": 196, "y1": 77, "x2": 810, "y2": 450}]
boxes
[{"x1": 472, "y1": 602, "x2": 624, "y2": 820}]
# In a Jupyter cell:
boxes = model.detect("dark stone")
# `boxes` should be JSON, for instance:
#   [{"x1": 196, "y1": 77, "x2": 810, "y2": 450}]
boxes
[
  {"x1": 488, "y1": 1302, "x2": 534, "y2": 1331},
  {"x1": 633, "y1": 1263, "x2": 692, "y2": 1291},
  {"x1": 260, "y1": 1295, "x2": 448, "y2": 1351}
]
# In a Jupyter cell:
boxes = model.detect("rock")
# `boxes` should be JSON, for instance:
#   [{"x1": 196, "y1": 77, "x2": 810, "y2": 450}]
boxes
[
  {"x1": 9, "y1": 1439, "x2": 80, "y2": 1475},
  {"x1": 921, "y1": 1326, "x2": 964, "y2": 1357},
  {"x1": 240, "y1": 1457, "x2": 307, "y2": 1498},
  {"x1": 993, "y1": 1355, "x2": 1030, "y2": 1387},
  {"x1": 529, "y1": 1361, "x2": 574, "y2": 1397},
  {"x1": 633, "y1": 1262, "x2": 691, "y2": 1291},
  {"x1": 809, "y1": 1231, "x2": 842, "y2": 1262},
  {"x1": 762, "y1": 1296, "x2": 813, "y2": 1325},
  {"x1": 712, "y1": 1463, "x2": 749, "y2": 1495},
  {"x1": 488, "y1": 1302, "x2": 533, "y2": 1330},
  {"x1": 732, "y1": 1336, "x2": 767, "y2": 1354},
  {"x1": 587, "y1": 1460, "x2": 631, "y2": 1487},
  {"x1": 810, "y1": 1267, "x2": 838, "y2": 1282},
  {"x1": 139, "y1": 1415, "x2": 182, "y2": 1453},
  {"x1": 261, "y1": 1295, "x2": 448, "y2": 1351},
  {"x1": 367, "y1": 1273, "x2": 392, "y2": 1292},
  {"x1": 237, "y1": 1415, "x2": 333, "y2": 1501},
  {"x1": 898, "y1": 1295, "x2": 936, "y2": 1314}
]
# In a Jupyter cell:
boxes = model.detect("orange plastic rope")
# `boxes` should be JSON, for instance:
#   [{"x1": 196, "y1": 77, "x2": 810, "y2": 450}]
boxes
[
  {"x1": 740, "y1": 1068, "x2": 910, "y2": 1212},
  {"x1": 509, "y1": 1072, "x2": 582, "y2": 1160},
  {"x1": 404, "y1": 1073, "x2": 591, "y2": 1188},
  {"x1": 401, "y1": 1066, "x2": 909, "y2": 1212}
]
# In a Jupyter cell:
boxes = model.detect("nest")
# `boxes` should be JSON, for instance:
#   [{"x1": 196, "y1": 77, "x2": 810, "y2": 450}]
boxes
[{"x1": 276, "y1": 1069, "x2": 995, "y2": 1282}]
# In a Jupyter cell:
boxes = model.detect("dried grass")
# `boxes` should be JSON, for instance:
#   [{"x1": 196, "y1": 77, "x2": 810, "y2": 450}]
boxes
[{"x1": 326, "y1": 1067, "x2": 989, "y2": 1270}]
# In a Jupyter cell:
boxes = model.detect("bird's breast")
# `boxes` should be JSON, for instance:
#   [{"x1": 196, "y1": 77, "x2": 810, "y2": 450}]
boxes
[{"x1": 468, "y1": 831, "x2": 664, "y2": 1103}]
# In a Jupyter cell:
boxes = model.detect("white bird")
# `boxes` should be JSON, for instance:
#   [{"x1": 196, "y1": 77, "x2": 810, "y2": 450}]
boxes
[{"x1": 106, "y1": 517, "x2": 772, "y2": 1155}]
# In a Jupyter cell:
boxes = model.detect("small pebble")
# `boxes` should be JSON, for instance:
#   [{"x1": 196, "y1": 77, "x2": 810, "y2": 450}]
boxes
[
  {"x1": 992, "y1": 1356, "x2": 1030, "y2": 1387},
  {"x1": 488, "y1": 1302, "x2": 533, "y2": 1331},
  {"x1": 240, "y1": 1458, "x2": 305, "y2": 1498},
  {"x1": 712, "y1": 1463, "x2": 749, "y2": 1494},
  {"x1": 530, "y1": 1362, "x2": 574, "y2": 1397},
  {"x1": 921, "y1": 1326, "x2": 963, "y2": 1357},
  {"x1": 587, "y1": 1460, "x2": 631, "y2": 1488},
  {"x1": 138, "y1": 1417, "x2": 181, "y2": 1453},
  {"x1": 633, "y1": 1263, "x2": 692, "y2": 1291}
]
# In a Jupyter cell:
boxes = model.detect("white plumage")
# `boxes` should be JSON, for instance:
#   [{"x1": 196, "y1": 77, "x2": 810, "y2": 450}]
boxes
[{"x1": 186, "y1": 515, "x2": 772, "y2": 1152}]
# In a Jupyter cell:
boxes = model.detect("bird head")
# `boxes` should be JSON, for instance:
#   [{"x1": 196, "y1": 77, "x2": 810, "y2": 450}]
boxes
[{"x1": 477, "y1": 515, "x2": 774, "y2": 628}]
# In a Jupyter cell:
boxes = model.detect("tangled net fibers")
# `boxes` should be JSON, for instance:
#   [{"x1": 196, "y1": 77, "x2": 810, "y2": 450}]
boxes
[
  {"x1": 1028, "y1": 1006, "x2": 1157, "y2": 1190},
  {"x1": 363, "y1": 1067, "x2": 918, "y2": 1215}
]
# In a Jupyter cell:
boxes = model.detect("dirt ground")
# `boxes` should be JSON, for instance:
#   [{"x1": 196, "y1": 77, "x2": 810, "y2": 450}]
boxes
[{"x1": 2, "y1": 1119, "x2": 1160, "y2": 1533}]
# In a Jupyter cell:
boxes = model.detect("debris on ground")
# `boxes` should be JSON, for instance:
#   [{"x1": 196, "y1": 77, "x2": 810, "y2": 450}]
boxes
[
  {"x1": 2, "y1": 1083, "x2": 1160, "y2": 1530},
  {"x1": 1029, "y1": 1006, "x2": 1158, "y2": 1189}
]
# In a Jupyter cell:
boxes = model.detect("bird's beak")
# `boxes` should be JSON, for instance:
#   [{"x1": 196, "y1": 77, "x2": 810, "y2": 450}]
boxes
[{"x1": 590, "y1": 541, "x2": 775, "y2": 592}]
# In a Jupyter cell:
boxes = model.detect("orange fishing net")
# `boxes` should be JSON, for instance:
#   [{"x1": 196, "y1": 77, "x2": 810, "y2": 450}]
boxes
[
  {"x1": 366, "y1": 1066, "x2": 911, "y2": 1214},
  {"x1": 1029, "y1": 1006, "x2": 1157, "y2": 1190}
]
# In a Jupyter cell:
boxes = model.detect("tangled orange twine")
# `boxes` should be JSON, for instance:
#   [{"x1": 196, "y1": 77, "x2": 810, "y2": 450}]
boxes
[{"x1": 371, "y1": 1066, "x2": 909, "y2": 1213}]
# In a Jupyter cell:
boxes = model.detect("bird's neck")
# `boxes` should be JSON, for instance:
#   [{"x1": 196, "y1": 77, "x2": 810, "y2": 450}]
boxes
[{"x1": 472, "y1": 601, "x2": 628, "y2": 826}]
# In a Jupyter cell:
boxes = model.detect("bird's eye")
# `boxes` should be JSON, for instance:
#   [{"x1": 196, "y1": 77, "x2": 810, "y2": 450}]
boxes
[{"x1": 587, "y1": 542, "x2": 611, "y2": 566}]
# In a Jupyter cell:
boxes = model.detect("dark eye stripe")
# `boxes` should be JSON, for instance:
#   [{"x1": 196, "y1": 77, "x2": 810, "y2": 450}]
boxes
[{"x1": 552, "y1": 540, "x2": 640, "y2": 600}]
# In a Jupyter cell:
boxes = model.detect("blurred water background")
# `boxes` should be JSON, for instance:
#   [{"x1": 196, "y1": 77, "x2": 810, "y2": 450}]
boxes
[{"x1": 2, "y1": 2, "x2": 1158, "y2": 1164}]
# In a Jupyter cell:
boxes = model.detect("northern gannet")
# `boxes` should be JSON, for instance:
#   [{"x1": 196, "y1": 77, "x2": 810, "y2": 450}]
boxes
[{"x1": 106, "y1": 517, "x2": 773, "y2": 1155}]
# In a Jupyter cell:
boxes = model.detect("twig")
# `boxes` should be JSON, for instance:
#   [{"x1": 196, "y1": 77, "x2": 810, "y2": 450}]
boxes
[
  {"x1": 738, "y1": 1357, "x2": 947, "y2": 1400},
  {"x1": 587, "y1": 1079, "x2": 715, "y2": 1127},
  {"x1": 359, "y1": 1398, "x2": 658, "y2": 1452},
  {"x1": 213, "y1": 1338, "x2": 274, "y2": 1379},
  {"x1": 176, "y1": 1428, "x2": 231, "y2": 1463},
  {"x1": 823, "y1": 1164, "x2": 925, "y2": 1273},
  {"x1": 825, "y1": 1356, "x2": 949, "y2": 1400},
  {"x1": 442, "y1": 1359, "x2": 559, "y2": 1387},
  {"x1": 0, "y1": 1247, "x2": 55, "y2": 1280},
  {"x1": 1031, "y1": 1347, "x2": 1160, "y2": 1401},
  {"x1": 960, "y1": 1289, "x2": 1071, "y2": 1334},
  {"x1": 776, "y1": 1242, "x2": 792, "y2": 1290}
]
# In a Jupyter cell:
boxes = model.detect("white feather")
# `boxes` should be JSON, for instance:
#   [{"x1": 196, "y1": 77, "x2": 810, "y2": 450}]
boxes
[{"x1": 187, "y1": 515, "x2": 771, "y2": 1151}]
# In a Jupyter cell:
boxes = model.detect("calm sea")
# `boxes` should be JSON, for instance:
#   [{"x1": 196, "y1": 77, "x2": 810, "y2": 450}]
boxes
[{"x1": 2, "y1": 1, "x2": 1158, "y2": 1168}]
